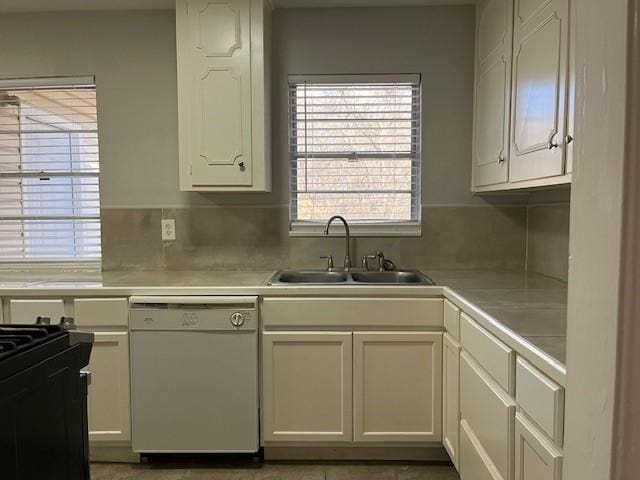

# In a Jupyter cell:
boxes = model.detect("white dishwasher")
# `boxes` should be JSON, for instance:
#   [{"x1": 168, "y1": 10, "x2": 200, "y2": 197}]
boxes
[{"x1": 129, "y1": 296, "x2": 259, "y2": 454}]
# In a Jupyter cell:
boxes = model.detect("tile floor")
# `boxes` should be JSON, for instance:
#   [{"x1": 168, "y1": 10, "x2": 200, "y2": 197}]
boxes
[{"x1": 90, "y1": 462, "x2": 460, "y2": 480}]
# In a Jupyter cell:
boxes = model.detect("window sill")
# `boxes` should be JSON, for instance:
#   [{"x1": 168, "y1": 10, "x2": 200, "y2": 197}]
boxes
[
  {"x1": 290, "y1": 222, "x2": 422, "y2": 237},
  {"x1": 0, "y1": 262, "x2": 101, "y2": 273}
]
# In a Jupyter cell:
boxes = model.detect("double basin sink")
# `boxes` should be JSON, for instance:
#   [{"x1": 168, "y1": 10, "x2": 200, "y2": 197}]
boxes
[{"x1": 268, "y1": 270, "x2": 435, "y2": 285}]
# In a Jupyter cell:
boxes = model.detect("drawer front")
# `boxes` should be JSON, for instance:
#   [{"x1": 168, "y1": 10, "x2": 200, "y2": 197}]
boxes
[
  {"x1": 461, "y1": 313, "x2": 515, "y2": 394},
  {"x1": 460, "y1": 351, "x2": 516, "y2": 480},
  {"x1": 516, "y1": 357, "x2": 565, "y2": 445},
  {"x1": 514, "y1": 413, "x2": 563, "y2": 480},
  {"x1": 460, "y1": 420, "x2": 502, "y2": 480},
  {"x1": 74, "y1": 298, "x2": 129, "y2": 328},
  {"x1": 9, "y1": 299, "x2": 65, "y2": 324},
  {"x1": 262, "y1": 297, "x2": 443, "y2": 329},
  {"x1": 444, "y1": 299, "x2": 460, "y2": 339}
]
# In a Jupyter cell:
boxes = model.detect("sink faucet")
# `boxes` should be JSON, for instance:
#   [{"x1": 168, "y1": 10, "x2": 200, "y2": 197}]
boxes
[{"x1": 324, "y1": 215, "x2": 352, "y2": 271}]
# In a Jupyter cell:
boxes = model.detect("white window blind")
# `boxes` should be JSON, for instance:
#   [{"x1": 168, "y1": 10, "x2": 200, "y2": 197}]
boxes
[
  {"x1": 289, "y1": 74, "x2": 421, "y2": 231},
  {"x1": 0, "y1": 78, "x2": 101, "y2": 264}
]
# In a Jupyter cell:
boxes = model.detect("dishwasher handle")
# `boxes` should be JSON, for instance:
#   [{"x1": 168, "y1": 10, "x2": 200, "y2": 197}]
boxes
[{"x1": 129, "y1": 296, "x2": 258, "y2": 308}]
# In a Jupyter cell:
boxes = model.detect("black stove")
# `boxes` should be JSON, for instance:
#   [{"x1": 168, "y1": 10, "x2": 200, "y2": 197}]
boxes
[{"x1": 0, "y1": 319, "x2": 93, "y2": 480}]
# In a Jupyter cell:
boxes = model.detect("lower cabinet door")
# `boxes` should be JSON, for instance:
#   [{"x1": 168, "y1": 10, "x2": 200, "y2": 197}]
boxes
[
  {"x1": 88, "y1": 331, "x2": 131, "y2": 443},
  {"x1": 515, "y1": 413, "x2": 563, "y2": 480},
  {"x1": 262, "y1": 331, "x2": 353, "y2": 442},
  {"x1": 443, "y1": 333, "x2": 461, "y2": 468},
  {"x1": 460, "y1": 419, "x2": 502, "y2": 480},
  {"x1": 460, "y1": 351, "x2": 516, "y2": 480},
  {"x1": 353, "y1": 332, "x2": 442, "y2": 442}
]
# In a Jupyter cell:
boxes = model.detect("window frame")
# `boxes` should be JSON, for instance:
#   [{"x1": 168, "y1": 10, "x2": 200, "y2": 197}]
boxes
[
  {"x1": 0, "y1": 76, "x2": 102, "y2": 270},
  {"x1": 287, "y1": 74, "x2": 422, "y2": 237}
]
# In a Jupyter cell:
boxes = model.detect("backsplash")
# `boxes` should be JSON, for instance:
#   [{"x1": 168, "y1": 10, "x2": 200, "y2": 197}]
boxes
[
  {"x1": 525, "y1": 190, "x2": 571, "y2": 282},
  {"x1": 101, "y1": 205, "x2": 528, "y2": 272}
]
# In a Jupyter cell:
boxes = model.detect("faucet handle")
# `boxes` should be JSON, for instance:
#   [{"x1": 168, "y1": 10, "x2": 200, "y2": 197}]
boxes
[
  {"x1": 320, "y1": 255, "x2": 334, "y2": 271},
  {"x1": 362, "y1": 254, "x2": 378, "y2": 271}
]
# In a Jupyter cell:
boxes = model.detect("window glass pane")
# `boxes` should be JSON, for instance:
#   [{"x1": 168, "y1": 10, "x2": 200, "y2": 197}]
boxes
[
  {"x1": 289, "y1": 78, "x2": 421, "y2": 224},
  {"x1": 0, "y1": 83, "x2": 101, "y2": 263}
]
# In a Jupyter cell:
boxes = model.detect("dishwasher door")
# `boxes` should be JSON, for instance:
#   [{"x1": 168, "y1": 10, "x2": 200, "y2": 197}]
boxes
[{"x1": 129, "y1": 296, "x2": 259, "y2": 453}]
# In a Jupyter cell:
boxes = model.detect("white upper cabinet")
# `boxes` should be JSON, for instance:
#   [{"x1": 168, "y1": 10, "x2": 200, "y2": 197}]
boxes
[
  {"x1": 509, "y1": 0, "x2": 569, "y2": 183},
  {"x1": 472, "y1": 0, "x2": 573, "y2": 192},
  {"x1": 176, "y1": 0, "x2": 271, "y2": 191},
  {"x1": 472, "y1": 0, "x2": 513, "y2": 188}
]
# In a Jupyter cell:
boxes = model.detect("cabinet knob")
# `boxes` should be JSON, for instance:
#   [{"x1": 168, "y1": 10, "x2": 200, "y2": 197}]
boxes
[
  {"x1": 547, "y1": 141, "x2": 559, "y2": 150},
  {"x1": 565, "y1": 134, "x2": 574, "y2": 145},
  {"x1": 497, "y1": 154, "x2": 505, "y2": 164},
  {"x1": 238, "y1": 161, "x2": 245, "y2": 169}
]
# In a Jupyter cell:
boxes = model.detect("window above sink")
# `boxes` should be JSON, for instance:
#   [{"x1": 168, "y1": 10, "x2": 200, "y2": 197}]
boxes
[{"x1": 288, "y1": 74, "x2": 422, "y2": 237}]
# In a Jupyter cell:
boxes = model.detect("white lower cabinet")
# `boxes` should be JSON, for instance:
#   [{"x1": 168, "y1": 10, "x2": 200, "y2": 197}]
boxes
[
  {"x1": 262, "y1": 331, "x2": 353, "y2": 442},
  {"x1": 514, "y1": 413, "x2": 563, "y2": 480},
  {"x1": 261, "y1": 329, "x2": 443, "y2": 445},
  {"x1": 353, "y1": 332, "x2": 442, "y2": 443},
  {"x1": 460, "y1": 419, "x2": 502, "y2": 480},
  {"x1": 460, "y1": 351, "x2": 516, "y2": 480},
  {"x1": 443, "y1": 332, "x2": 461, "y2": 467},
  {"x1": 88, "y1": 331, "x2": 131, "y2": 442}
]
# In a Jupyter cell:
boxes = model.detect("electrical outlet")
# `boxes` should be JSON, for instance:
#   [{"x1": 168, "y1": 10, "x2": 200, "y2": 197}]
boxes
[{"x1": 161, "y1": 219, "x2": 176, "y2": 241}]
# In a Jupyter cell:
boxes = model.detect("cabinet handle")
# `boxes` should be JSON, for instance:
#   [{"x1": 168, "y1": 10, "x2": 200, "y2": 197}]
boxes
[
  {"x1": 547, "y1": 141, "x2": 559, "y2": 150},
  {"x1": 565, "y1": 134, "x2": 574, "y2": 145}
]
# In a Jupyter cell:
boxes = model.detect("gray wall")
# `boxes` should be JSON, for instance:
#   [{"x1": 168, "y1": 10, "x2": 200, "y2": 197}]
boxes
[{"x1": 0, "y1": 8, "x2": 533, "y2": 271}]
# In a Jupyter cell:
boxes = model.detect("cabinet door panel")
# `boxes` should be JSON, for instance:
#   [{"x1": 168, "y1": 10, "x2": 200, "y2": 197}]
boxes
[
  {"x1": 460, "y1": 351, "x2": 516, "y2": 480},
  {"x1": 460, "y1": 420, "x2": 502, "y2": 480},
  {"x1": 88, "y1": 332, "x2": 131, "y2": 443},
  {"x1": 443, "y1": 333, "x2": 461, "y2": 468},
  {"x1": 179, "y1": 0, "x2": 253, "y2": 188},
  {"x1": 515, "y1": 413, "x2": 563, "y2": 480},
  {"x1": 354, "y1": 332, "x2": 442, "y2": 443},
  {"x1": 262, "y1": 332, "x2": 352, "y2": 442},
  {"x1": 510, "y1": 0, "x2": 569, "y2": 182},
  {"x1": 472, "y1": 0, "x2": 513, "y2": 188}
]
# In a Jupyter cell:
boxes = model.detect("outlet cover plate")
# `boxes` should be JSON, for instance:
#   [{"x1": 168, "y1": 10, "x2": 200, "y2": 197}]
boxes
[{"x1": 161, "y1": 219, "x2": 176, "y2": 241}]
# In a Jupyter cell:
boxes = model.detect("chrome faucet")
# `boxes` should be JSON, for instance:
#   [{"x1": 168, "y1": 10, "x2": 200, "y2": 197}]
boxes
[{"x1": 324, "y1": 215, "x2": 352, "y2": 271}]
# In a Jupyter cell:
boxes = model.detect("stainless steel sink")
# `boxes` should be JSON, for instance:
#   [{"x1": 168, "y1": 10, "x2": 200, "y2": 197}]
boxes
[
  {"x1": 268, "y1": 270, "x2": 434, "y2": 285},
  {"x1": 350, "y1": 271, "x2": 434, "y2": 284},
  {"x1": 274, "y1": 271, "x2": 348, "y2": 284}
]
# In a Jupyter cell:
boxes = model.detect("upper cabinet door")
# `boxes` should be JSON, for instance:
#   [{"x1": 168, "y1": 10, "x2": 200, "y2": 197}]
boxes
[
  {"x1": 176, "y1": 0, "x2": 271, "y2": 191},
  {"x1": 472, "y1": 0, "x2": 513, "y2": 188},
  {"x1": 180, "y1": 0, "x2": 252, "y2": 188},
  {"x1": 509, "y1": 0, "x2": 569, "y2": 182}
]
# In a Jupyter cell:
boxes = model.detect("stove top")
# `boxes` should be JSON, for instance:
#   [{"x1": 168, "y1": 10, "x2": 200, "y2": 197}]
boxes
[{"x1": 0, "y1": 324, "x2": 67, "y2": 361}]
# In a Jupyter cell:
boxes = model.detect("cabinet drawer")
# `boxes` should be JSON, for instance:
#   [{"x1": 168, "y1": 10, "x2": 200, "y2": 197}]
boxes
[
  {"x1": 515, "y1": 413, "x2": 563, "y2": 480},
  {"x1": 461, "y1": 313, "x2": 515, "y2": 394},
  {"x1": 262, "y1": 297, "x2": 443, "y2": 329},
  {"x1": 444, "y1": 299, "x2": 460, "y2": 339},
  {"x1": 460, "y1": 351, "x2": 516, "y2": 480},
  {"x1": 516, "y1": 357, "x2": 564, "y2": 445},
  {"x1": 74, "y1": 298, "x2": 129, "y2": 328},
  {"x1": 460, "y1": 420, "x2": 502, "y2": 480},
  {"x1": 9, "y1": 299, "x2": 64, "y2": 324}
]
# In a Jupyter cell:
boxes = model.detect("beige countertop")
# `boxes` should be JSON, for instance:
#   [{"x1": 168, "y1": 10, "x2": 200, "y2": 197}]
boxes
[{"x1": 0, "y1": 268, "x2": 567, "y2": 385}]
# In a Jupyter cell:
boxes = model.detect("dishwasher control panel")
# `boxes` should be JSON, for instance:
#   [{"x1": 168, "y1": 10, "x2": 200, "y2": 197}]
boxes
[{"x1": 128, "y1": 296, "x2": 258, "y2": 332}]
